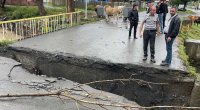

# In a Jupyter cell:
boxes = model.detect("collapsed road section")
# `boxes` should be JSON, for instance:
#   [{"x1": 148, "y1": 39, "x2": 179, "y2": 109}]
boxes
[{"x1": 0, "y1": 46, "x2": 195, "y2": 107}]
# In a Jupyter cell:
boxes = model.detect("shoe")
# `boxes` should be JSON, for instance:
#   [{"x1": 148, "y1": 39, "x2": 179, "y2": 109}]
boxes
[
  {"x1": 134, "y1": 37, "x2": 137, "y2": 39},
  {"x1": 128, "y1": 36, "x2": 131, "y2": 39},
  {"x1": 143, "y1": 57, "x2": 147, "y2": 61},
  {"x1": 150, "y1": 58, "x2": 156, "y2": 63},
  {"x1": 162, "y1": 60, "x2": 166, "y2": 63},
  {"x1": 160, "y1": 62, "x2": 170, "y2": 66}
]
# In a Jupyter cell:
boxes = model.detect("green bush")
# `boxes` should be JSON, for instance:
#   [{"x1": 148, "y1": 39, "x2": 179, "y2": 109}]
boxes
[
  {"x1": 2, "y1": 6, "x2": 66, "y2": 20},
  {"x1": 0, "y1": 40, "x2": 14, "y2": 47},
  {"x1": 6, "y1": 6, "x2": 39, "y2": 19},
  {"x1": 45, "y1": 8, "x2": 65, "y2": 15},
  {"x1": 87, "y1": 4, "x2": 95, "y2": 10}
]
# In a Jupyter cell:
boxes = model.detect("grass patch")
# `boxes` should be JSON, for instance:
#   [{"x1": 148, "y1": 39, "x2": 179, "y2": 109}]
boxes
[
  {"x1": 1, "y1": 5, "x2": 66, "y2": 20},
  {"x1": 178, "y1": 25, "x2": 199, "y2": 78},
  {"x1": 177, "y1": 10, "x2": 196, "y2": 14},
  {"x1": 0, "y1": 40, "x2": 14, "y2": 47},
  {"x1": 186, "y1": 25, "x2": 200, "y2": 40},
  {"x1": 2, "y1": 6, "x2": 39, "y2": 19}
]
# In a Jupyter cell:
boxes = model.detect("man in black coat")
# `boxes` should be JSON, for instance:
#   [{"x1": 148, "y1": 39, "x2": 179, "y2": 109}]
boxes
[
  {"x1": 156, "y1": 1, "x2": 164, "y2": 33},
  {"x1": 128, "y1": 4, "x2": 139, "y2": 39},
  {"x1": 161, "y1": 7, "x2": 181, "y2": 66},
  {"x1": 161, "y1": 0, "x2": 168, "y2": 27}
]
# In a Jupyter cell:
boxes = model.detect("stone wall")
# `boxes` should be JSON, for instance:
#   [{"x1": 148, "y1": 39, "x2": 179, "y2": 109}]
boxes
[{"x1": 185, "y1": 39, "x2": 200, "y2": 64}]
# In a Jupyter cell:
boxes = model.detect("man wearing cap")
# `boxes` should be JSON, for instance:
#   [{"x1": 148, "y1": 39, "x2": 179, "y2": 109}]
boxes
[{"x1": 146, "y1": 1, "x2": 153, "y2": 14}]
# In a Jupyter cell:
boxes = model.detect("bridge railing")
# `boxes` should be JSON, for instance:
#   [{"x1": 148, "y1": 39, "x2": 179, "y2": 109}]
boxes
[{"x1": 0, "y1": 11, "x2": 81, "y2": 41}]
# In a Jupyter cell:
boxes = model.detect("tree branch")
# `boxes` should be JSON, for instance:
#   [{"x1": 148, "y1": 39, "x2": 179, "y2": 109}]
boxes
[
  {"x1": 83, "y1": 78, "x2": 168, "y2": 85},
  {"x1": 0, "y1": 91, "x2": 199, "y2": 109},
  {"x1": 0, "y1": 92, "x2": 60, "y2": 98}
]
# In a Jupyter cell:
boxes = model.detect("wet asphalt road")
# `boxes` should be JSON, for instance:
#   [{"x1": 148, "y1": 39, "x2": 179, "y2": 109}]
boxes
[{"x1": 10, "y1": 12, "x2": 185, "y2": 71}]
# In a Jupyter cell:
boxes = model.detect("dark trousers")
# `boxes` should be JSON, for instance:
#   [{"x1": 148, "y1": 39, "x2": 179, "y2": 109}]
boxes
[
  {"x1": 163, "y1": 13, "x2": 167, "y2": 28},
  {"x1": 165, "y1": 35, "x2": 175, "y2": 64},
  {"x1": 143, "y1": 30, "x2": 156, "y2": 59},
  {"x1": 129, "y1": 22, "x2": 138, "y2": 38}
]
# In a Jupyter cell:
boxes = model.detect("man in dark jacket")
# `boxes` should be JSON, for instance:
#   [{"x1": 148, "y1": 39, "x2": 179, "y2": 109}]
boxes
[
  {"x1": 161, "y1": 7, "x2": 181, "y2": 66},
  {"x1": 161, "y1": 0, "x2": 168, "y2": 27},
  {"x1": 156, "y1": 1, "x2": 164, "y2": 33},
  {"x1": 128, "y1": 4, "x2": 139, "y2": 39}
]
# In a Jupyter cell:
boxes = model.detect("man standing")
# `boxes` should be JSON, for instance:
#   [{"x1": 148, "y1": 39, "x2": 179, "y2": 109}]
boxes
[
  {"x1": 161, "y1": 7, "x2": 181, "y2": 66},
  {"x1": 161, "y1": 0, "x2": 168, "y2": 28},
  {"x1": 146, "y1": 1, "x2": 153, "y2": 14},
  {"x1": 156, "y1": 1, "x2": 164, "y2": 33},
  {"x1": 128, "y1": 4, "x2": 139, "y2": 39},
  {"x1": 140, "y1": 7, "x2": 160, "y2": 63}
]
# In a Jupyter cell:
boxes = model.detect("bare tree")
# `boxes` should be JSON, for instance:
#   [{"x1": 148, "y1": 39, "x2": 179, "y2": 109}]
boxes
[{"x1": 36, "y1": 0, "x2": 46, "y2": 16}]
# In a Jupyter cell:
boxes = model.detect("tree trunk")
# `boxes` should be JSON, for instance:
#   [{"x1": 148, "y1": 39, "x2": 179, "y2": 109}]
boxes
[
  {"x1": 36, "y1": 0, "x2": 46, "y2": 16},
  {"x1": 183, "y1": 1, "x2": 187, "y2": 10},
  {"x1": 0, "y1": 0, "x2": 6, "y2": 8},
  {"x1": 2, "y1": 0, "x2": 6, "y2": 8},
  {"x1": 68, "y1": 0, "x2": 75, "y2": 12},
  {"x1": 65, "y1": 0, "x2": 68, "y2": 12},
  {"x1": 138, "y1": 0, "x2": 141, "y2": 9}
]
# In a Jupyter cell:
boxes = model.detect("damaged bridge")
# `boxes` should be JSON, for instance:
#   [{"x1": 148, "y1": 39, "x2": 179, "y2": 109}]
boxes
[{"x1": 0, "y1": 18, "x2": 196, "y2": 107}]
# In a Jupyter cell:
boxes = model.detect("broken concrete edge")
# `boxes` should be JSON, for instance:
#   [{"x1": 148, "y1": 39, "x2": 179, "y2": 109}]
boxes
[
  {"x1": 185, "y1": 39, "x2": 200, "y2": 63},
  {"x1": 190, "y1": 80, "x2": 200, "y2": 107},
  {"x1": 185, "y1": 39, "x2": 200, "y2": 44},
  {"x1": 0, "y1": 46, "x2": 197, "y2": 106},
  {"x1": 0, "y1": 46, "x2": 195, "y2": 83}
]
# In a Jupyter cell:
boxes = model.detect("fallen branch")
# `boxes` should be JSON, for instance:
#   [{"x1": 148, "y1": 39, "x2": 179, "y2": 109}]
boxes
[
  {"x1": 0, "y1": 91, "x2": 200, "y2": 109},
  {"x1": 62, "y1": 93, "x2": 200, "y2": 110},
  {"x1": 61, "y1": 92, "x2": 200, "y2": 110},
  {"x1": 0, "y1": 92, "x2": 61, "y2": 98},
  {"x1": 69, "y1": 78, "x2": 168, "y2": 92},
  {"x1": 75, "y1": 101, "x2": 80, "y2": 110},
  {"x1": 8, "y1": 63, "x2": 22, "y2": 78},
  {"x1": 83, "y1": 78, "x2": 168, "y2": 85}
]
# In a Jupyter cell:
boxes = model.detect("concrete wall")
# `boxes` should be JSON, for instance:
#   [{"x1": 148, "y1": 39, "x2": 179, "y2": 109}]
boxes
[{"x1": 185, "y1": 39, "x2": 200, "y2": 63}]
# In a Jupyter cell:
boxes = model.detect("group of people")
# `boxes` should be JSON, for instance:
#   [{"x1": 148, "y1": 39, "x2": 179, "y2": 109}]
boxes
[{"x1": 128, "y1": 0, "x2": 181, "y2": 66}]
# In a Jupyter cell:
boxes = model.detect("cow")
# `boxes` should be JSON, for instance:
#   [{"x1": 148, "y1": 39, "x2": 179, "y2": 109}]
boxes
[
  {"x1": 104, "y1": 5, "x2": 120, "y2": 22},
  {"x1": 194, "y1": 16, "x2": 200, "y2": 26},
  {"x1": 187, "y1": 15, "x2": 200, "y2": 25}
]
